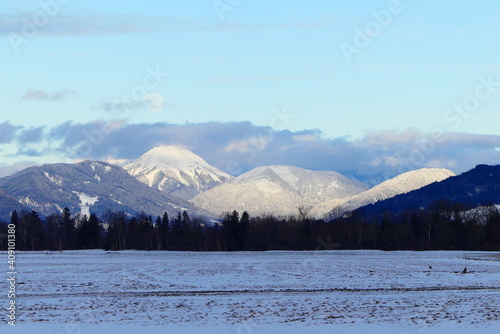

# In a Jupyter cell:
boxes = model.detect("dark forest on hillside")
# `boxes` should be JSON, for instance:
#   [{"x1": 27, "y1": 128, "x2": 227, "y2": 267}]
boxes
[
  {"x1": 1, "y1": 200, "x2": 499, "y2": 252},
  {"x1": 359, "y1": 165, "x2": 500, "y2": 217}
]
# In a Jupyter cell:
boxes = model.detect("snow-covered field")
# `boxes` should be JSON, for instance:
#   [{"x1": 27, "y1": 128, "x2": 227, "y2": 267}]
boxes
[{"x1": 2, "y1": 250, "x2": 500, "y2": 333}]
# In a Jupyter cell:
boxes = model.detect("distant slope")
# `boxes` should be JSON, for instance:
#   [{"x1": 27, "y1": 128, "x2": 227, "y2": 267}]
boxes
[
  {"x1": 0, "y1": 161, "x2": 210, "y2": 218},
  {"x1": 125, "y1": 145, "x2": 233, "y2": 200},
  {"x1": 191, "y1": 165, "x2": 368, "y2": 217},
  {"x1": 0, "y1": 189, "x2": 29, "y2": 221},
  {"x1": 311, "y1": 168, "x2": 456, "y2": 218},
  {"x1": 356, "y1": 164, "x2": 500, "y2": 217}
]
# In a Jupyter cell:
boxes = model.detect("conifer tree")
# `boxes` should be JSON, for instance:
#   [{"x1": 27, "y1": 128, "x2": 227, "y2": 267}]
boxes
[
  {"x1": 161, "y1": 212, "x2": 169, "y2": 249},
  {"x1": 61, "y1": 207, "x2": 76, "y2": 250}
]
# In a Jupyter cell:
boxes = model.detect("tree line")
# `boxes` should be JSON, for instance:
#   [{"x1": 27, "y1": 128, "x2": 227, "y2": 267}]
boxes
[{"x1": 0, "y1": 200, "x2": 499, "y2": 251}]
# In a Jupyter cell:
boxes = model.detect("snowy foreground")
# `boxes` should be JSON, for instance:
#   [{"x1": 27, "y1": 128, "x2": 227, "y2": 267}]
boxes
[{"x1": 2, "y1": 250, "x2": 500, "y2": 333}]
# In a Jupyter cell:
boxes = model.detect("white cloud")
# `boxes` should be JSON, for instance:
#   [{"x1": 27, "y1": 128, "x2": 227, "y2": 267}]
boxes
[
  {"x1": 224, "y1": 136, "x2": 271, "y2": 153},
  {"x1": 21, "y1": 89, "x2": 77, "y2": 101},
  {"x1": 1, "y1": 121, "x2": 499, "y2": 183},
  {"x1": 292, "y1": 134, "x2": 318, "y2": 143},
  {"x1": 0, "y1": 161, "x2": 38, "y2": 178}
]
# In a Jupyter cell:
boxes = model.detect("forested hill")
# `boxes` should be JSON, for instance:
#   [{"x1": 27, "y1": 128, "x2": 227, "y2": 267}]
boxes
[
  {"x1": 0, "y1": 190, "x2": 28, "y2": 217},
  {"x1": 356, "y1": 164, "x2": 500, "y2": 217}
]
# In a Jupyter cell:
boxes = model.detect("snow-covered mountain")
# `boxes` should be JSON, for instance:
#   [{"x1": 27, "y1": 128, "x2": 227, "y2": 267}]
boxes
[
  {"x1": 190, "y1": 165, "x2": 369, "y2": 217},
  {"x1": 125, "y1": 145, "x2": 233, "y2": 200},
  {"x1": 0, "y1": 161, "x2": 210, "y2": 219},
  {"x1": 0, "y1": 189, "x2": 29, "y2": 221},
  {"x1": 310, "y1": 168, "x2": 456, "y2": 219}
]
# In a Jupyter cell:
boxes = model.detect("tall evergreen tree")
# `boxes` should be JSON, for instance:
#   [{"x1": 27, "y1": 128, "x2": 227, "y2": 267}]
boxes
[
  {"x1": 172, "y1": 212, "x2": 182, "y2": 250},
  {"x1": 87, "y1": 213, "x2": 100, "y2": 249},
  {"x1": 160, "y1": 212, "x2": 169, "y2": 250},
  {"x1": 239, "y1": 211, "x2": 250, "y2": 250},
  {"x1": 181, "y1": 211, "x2": 192, "y2": 249},
  {"x1": 61, "y1": 207, "x2": 76, "y2": 250},
  {"x1": 17, "y1": 211, "x2": 33, "y2": 250},
  {"x1": 77, "y1": 215, "x2": 89, "y2": 249}
]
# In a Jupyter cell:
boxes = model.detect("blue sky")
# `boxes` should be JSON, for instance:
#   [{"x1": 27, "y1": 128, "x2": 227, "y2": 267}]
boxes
[{"x1": 1, "y1": 0, "x2": 499, "y2": 180}]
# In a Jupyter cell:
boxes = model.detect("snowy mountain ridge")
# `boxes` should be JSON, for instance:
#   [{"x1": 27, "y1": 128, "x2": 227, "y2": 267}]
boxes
[
  {"x1": 0, "y1": 143, "x2": 462, "y2": 221},
  {"x1": 190, "y1": 165, "x2": 369, "y2": 217},
  {"x1": 124, "y1": 145, "x2": 233, "y2": 200},
  {"x1": 310, "y1": 168, "x2": 456, "y2": 218},
  {"x1": 0, "y1": 160, "x2": 210, "y2": 219}
]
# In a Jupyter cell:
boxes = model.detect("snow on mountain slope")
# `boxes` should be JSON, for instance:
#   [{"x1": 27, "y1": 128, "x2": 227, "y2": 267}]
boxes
[
  {"x1": 73, "y1": 192, "x2": 99, "y2": 217},
  {"x1": 0, "y1": 189, "x2": 30, "y2": 221},
  {"x1": 190, "y1": 165, "x2": 369, "y2": 217},
  {"x1": 310, "y1": 168, "x2": 456, "y2": 219},
  {"x1": 125, "y1": 146, "x2": 233, "y2": 200},
  {"x1": 0, "y1": 161, "x2": 211, "y2": 218}
]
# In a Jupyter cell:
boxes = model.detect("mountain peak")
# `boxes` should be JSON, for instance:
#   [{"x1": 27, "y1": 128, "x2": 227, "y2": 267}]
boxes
[
  {"x1": 125, "y1": 145, "x2": 233, "y2": 199},
  {"x1": 145, "y1": 145, "x2": 201, "y2": 162},
  {"x1": 191, "y1": 165, "x2": 369, "y2": 217},
  {"x1": 356, "y1": 164, "x2": 500, "y2": 217},
  {"x1": 310, "y1": 167, "x2": 456, "y2": 218},
  {"x1": 0, "y1": 160, "x2": 208, "y2": 219}
]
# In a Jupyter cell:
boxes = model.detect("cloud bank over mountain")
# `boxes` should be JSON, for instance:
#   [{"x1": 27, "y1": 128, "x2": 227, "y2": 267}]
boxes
[{"x1": 1, "y1": 121, "x2": 499, "y2": 183}]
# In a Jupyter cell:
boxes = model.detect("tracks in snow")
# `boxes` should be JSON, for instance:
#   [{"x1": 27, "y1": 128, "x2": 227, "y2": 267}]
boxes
[{"x1": 19, "y1": 285, "x2": 500, "y2": 299}]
